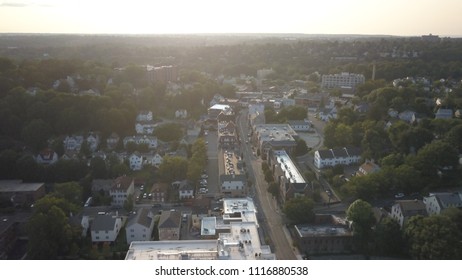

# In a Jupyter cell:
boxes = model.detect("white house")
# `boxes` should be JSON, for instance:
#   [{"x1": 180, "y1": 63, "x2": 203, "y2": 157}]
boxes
[
  {"x1": 150, "y1": 153, "x2": 163, "y2": 168},
  {"x1": 35, "y1": 148, "x2": 59, "y2": 165},
  {"x1": 220, "y1": 174, "x2": 247, "y2": 197},
  {"x1": 177, "y1": 180, "x2": 194, "y2": 200},
  {"x1": 86, "y1": 132, "x2": 100, "y2": 152},
  {"x1": 63, "y1": 135, "x2": 84, "y2": 151},
  {"x1": 109, "y1": 176, "x2": 135, "y2": 207},
  {"x1": 423, "y1": 192, "x2": 462, "y2": 215},
  {"x1": 125, "y1": 208, "x2": 155, "y2": 244},
  {"x1": 318, "y1": 107, "x2": 337, "y2": 121},
  {"x1": 288, "y1": 119, "x2": 312, "y2": 132},
  {"x1": 123, "y1": 135, "x2": 158, "y2": 149},
  {"x1": 135, "y1": 122, "x2": 156, "y2": 134},
  {"x1": 390, "y1": 200, "x2": 427, "y2": 228},
  {"x1": 314, "y1": 147, "x2": 361, "y2": 169},
  {"x1": 91, "y1": 214, "x2": 123, "y2": 242},
  {"x1": 136, "y1": 111, "x2": 153, "y2": 122},
  {"x1": 175, "y1": 109, "x2": 188, "y2": 119},
  {"x1": 129, "y1": 152, "x2": 143, "y2": 171}
]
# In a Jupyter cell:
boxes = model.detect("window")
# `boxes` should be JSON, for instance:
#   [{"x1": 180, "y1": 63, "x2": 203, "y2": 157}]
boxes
[
  {"x1": 95, "y1": 236, "x2": 99, "y2": 240},
  {"x1": 131, "y1": 235, "x2": 134, "y2": 238},
  {"x1": 142, "y1": 234, "x2": 146, "y2": 238},
  {"x1": 130, "y1": 229, "x2": 134, "y2": 232}
]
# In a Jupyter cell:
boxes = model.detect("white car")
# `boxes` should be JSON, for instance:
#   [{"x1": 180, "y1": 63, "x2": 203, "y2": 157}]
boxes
[{"x1": 394, "y1": 193, "x2": 405, "y2": 198}]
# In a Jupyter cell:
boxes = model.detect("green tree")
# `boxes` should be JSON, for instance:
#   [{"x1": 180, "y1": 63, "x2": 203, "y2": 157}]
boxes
[
  {"x1": 373, "y1": 217, "x2": 404, "y2": 257},
  {"x1": 52, "y1": 182, "x2": 83, "y2": 207},
  {"x1": 27, "y1": 205, "x2": 75, "y2": 259},
  {"x1": 267, "y1": 182, "x2": 280, "y2": 198},
  {"x1": 404, "y1": 215, "x2": 462, "y2": 259},
  {"x1": 158, "y1": 156, "x2": 188, "y2": 183},
  {"x1": 21, "y1": 119, "x2": 52, "y2": 151},
  {"x1": 283, "y1": 197, "x2": 315, "y2": 224},
  {"x1": 294, "y1": 139, "x2": 309, "y2": 156},
  {"x1": 154, "y1": 123, "x2": 184, "y2": 142},
  {"x1": 346, "y1": 199, "x2": 376, "y2": 253},
  {"x1": 90, "y1": 157, "x2": 108, "y2": 179}
]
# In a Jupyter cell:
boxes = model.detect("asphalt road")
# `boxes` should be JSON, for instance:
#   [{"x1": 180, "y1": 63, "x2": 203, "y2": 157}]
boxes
[{"x1": 237, "y1": 109, "x2": 298, "y2": 260}]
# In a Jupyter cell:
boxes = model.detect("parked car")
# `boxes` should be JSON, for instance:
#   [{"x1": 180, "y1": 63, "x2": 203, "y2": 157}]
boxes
[{"x1": 394, "y1": 193, "x2": 405, "y2": 198}]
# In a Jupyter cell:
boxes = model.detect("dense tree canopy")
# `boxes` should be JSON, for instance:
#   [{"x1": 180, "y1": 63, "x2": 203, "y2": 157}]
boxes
[{"x1": 283, "y1": 197, "x2": 315, "y2": 224}]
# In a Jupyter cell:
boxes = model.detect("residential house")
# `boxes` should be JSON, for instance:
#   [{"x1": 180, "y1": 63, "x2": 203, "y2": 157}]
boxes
[
  {"x1": 151, "y1": 183, "x2": 168, "y2": 202},
  {"x1": 128, "y1": 152, "x2": 143, "y2": 171},
  {"x1": 354, "y1": 103, "x2": 369, "y2": 114},
  {"x1": 423, "y1": 192, "x2": 462, "y2": 215},
  {"x1": 86, "y1": 132, "x2": 100, "y2": 152},
  {"x1": 91, "y1": 214, "x2": 123, "y2": 243},
  {"x1": 356, "y1": 160, "x2": 381, "y2": 176},
  {"x1": 175, "y1": 109, "x2": 188, "y2": 119},
  {"x1": 109, "y1": 176, "x2": 135, "y2": 208},
  {"x1": 177, "y1": 180, "x2": 194, "y2": 200},
  {"x1": 398, "y1": 110, "x2": 417, "y2": 124},
  {"x1": 390, "y1": 200, "x2": 427, "y2": 228},
  {"x1": 388, "y1": 108, "x2": 399, "y2": 118},
  {"x1": 435, "y1": 108, "x2": 453, "y2": 119},
  {"x1": 123, "y1": 135, "x2": 158, "y2": 149},
  {"x1": 294, "y1": 215, "x2": 353, "y2": 255},
  {"x1": 35, "y1": 148, "x2": 58, "y2": 165},
  {"x1": 220, "y1": 174, "x2": 247, "y2": 197},
  {"x1": 126, "y1": 208, "x2": 155, "y2": 244},
  {"x1": 314, "y1": 147, "x2": 361, "y2": 169},
  {"x1": 91, "y1": 179, "x2": 113, "y2": 193},
  {"x1": 136, "y1": 111, "x2": 153, "y2": 122},
  {"x1": 106, "y1": 133, "x2": 120, "y2": 150},
  {"x1": 135, "y1": 122, "x2": 157, "y2": 135},
  {"x1": 63, "y1": 135, "x2": 84, "y2": 152},
  {"x1": 150, "y1": 153, "x2": 163, "y2": 168},
  {"x1": 158, "y1": 210, "x2": 181, "y2": 240},
  {"x1": 318, "y1": 107, "x2": 337, "y2": 121},
  {"x1": 288, "y1": 119, "x2": 312, "y2": 132}
]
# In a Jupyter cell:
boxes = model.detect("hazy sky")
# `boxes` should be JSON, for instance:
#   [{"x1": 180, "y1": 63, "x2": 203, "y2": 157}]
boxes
[{"x1": 1, "y1": 0, "x2": 461, "y2": 36}]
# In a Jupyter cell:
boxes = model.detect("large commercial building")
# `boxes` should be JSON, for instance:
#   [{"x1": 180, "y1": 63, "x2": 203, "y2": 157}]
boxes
[
  {"x1": 294, "y1": 214, "x2": 353, "y2": 255},
  {"x1": 253, "y1": 124, "x2": 298, "y2": 159},
  {"x1": 0, "y1": 180, "x2": 46, "y2": 206},
  {"x1": 146, "y1": 65, "x2": 178, "y2": 84},
  {"x1": 321, "y1": 72, "x2": 365, "y2": 89},
  {"x1": 125, "y1": 197, "x2": 275, "y2": 260},
  {"x1": 268, "y1": 150, "x2": 310, "y2": 203}
]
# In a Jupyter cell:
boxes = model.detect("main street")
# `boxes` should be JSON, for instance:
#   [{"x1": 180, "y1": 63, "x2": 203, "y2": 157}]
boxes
[{"x1": 237, "y1": 109, "x2": 298, "y2": 260}]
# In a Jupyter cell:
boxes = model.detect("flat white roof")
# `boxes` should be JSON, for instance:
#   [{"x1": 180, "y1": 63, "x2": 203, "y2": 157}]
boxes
[
  {"x1": 125, "y1": 240, "x2": 218, "y2": 260},
  {"x1": 273, "y1": 150, "x2": 305, "y2": 184},
  {"x1": 209, "y1": 104, "x2": 230, "y2": 111},
  {"x1": 201, "y1": 216, "x2": 216, "y2": 236},
  {"x1": 217, "y1": 222, "x2": 275, "y2": 260}
]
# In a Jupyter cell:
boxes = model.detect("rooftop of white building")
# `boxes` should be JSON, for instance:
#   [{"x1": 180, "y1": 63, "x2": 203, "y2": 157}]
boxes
[{"x1": 273, "y1": 150, "x2": 305, "y2": 184}]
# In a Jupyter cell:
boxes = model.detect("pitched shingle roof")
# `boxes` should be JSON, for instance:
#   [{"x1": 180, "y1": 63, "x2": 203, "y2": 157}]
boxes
[
  {"x1": 127, "y1": 208, "x2": 153, "y2": 228},
  {"x1": 158, "y1": 210, "x2": 181, "y2": 229},
  {"x1": 92, "y1": 215, "x2": 117, "y2": 231}
]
